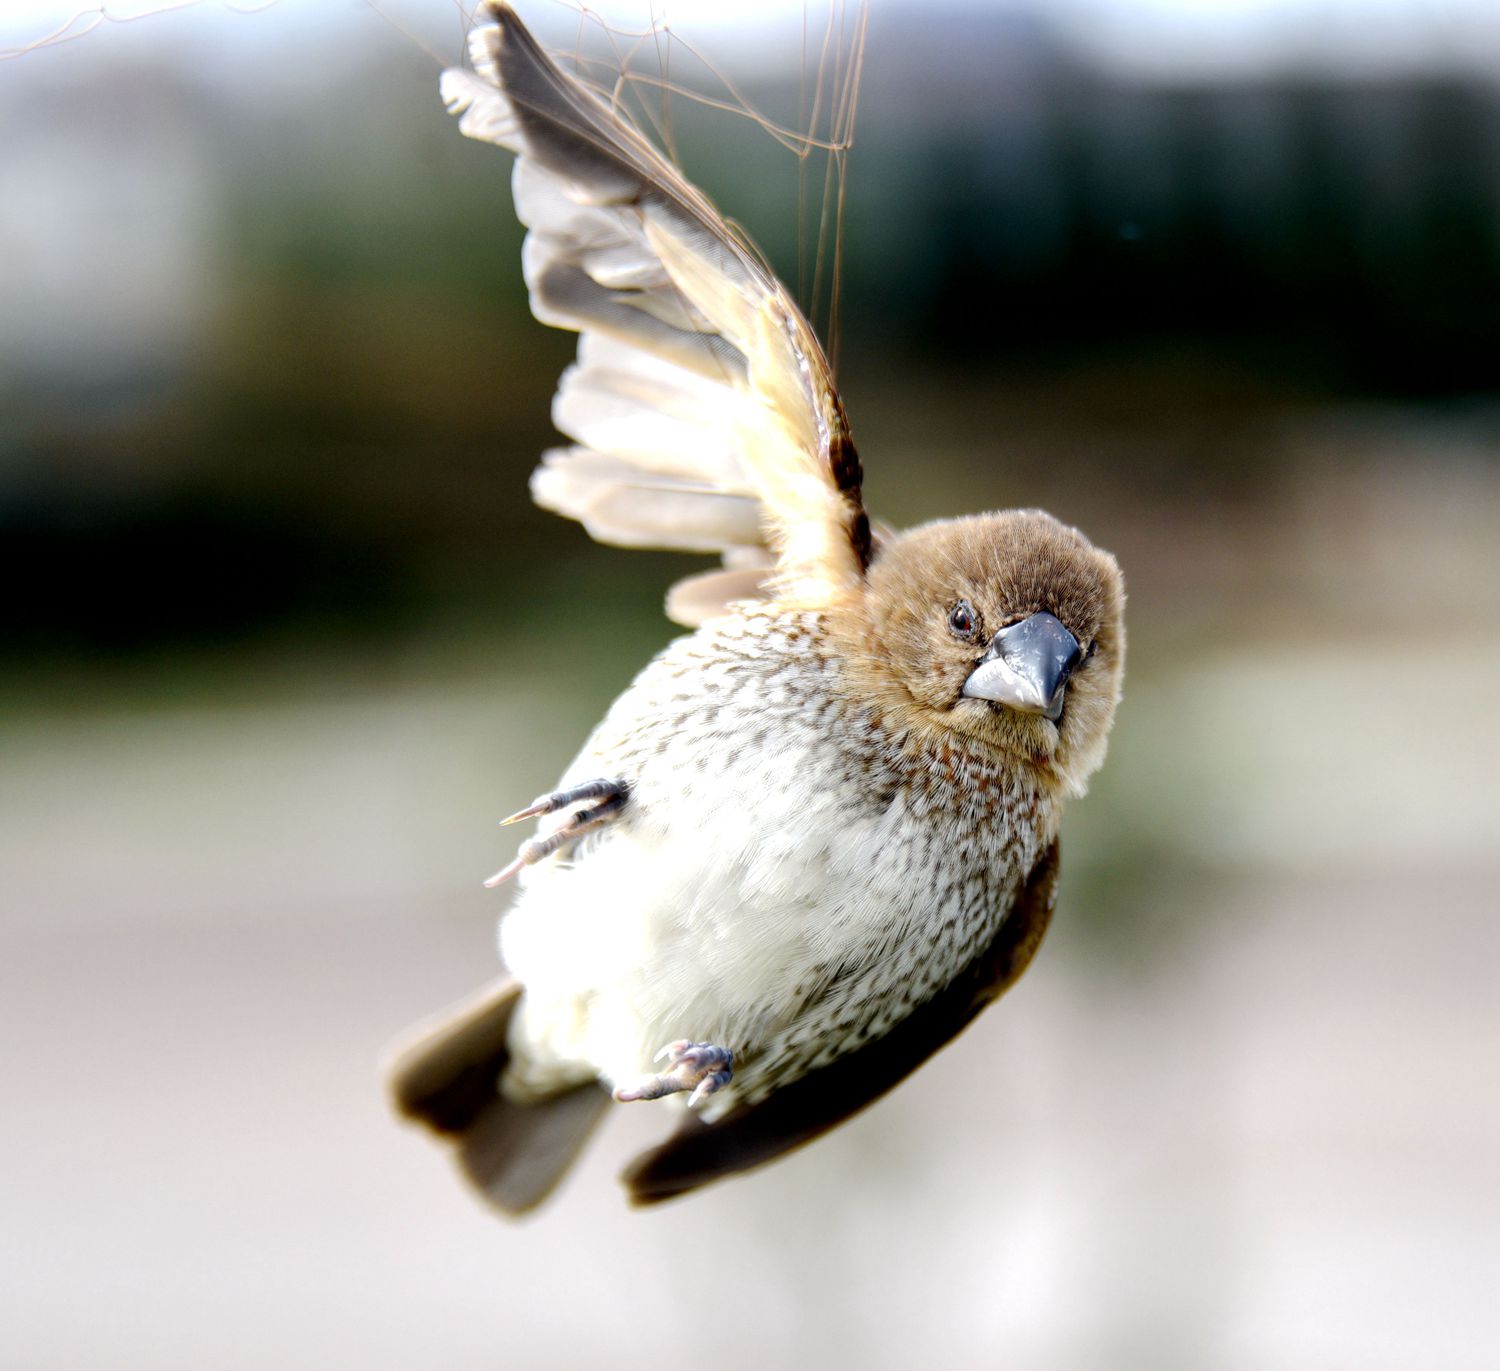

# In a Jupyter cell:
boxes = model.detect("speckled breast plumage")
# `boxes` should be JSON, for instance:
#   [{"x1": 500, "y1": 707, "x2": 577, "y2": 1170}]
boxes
[{"x1": 500, "y1": 608, "x2": 1058, "y2": 1114}]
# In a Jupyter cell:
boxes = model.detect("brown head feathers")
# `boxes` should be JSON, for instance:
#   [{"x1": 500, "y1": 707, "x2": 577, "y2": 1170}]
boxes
[{"x1": 845, "y1": 509, "x2": 1125, "y2": 796}]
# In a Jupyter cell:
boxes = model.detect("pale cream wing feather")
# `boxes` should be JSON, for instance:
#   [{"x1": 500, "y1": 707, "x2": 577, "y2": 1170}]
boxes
[{"x1": 441, "y1": 1, "x2": 870, "y2": 624}]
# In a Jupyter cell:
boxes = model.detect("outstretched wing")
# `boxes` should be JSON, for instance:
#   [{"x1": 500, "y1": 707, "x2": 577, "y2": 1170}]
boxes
[
  {"x1": 441, "y1": 1, "x2": 871, "y2": 625},
  {"x1": 621, "y1": 841, "x2": 1062, "y2": 1206}
]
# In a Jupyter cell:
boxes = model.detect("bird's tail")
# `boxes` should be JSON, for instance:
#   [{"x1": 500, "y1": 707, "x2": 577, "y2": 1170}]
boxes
[{"x1": 384, "y1": 976, "x2": 608, "y2": 1216}]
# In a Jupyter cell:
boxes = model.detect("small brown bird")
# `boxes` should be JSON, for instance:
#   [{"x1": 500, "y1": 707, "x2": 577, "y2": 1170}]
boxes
[{"x1": 386, "y1": 1, "x2": 1125, "y2": 1213}]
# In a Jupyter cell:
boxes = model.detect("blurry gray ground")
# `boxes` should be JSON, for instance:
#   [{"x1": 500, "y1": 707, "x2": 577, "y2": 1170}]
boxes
[{"x1": 4, "y1": 460, "x2": 1499, "y2": 1370}]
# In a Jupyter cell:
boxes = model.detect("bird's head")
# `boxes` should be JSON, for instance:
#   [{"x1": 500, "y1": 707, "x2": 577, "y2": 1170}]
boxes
[{"x1": 863, "y1": 510, "x2": 1125, "y2": 795}]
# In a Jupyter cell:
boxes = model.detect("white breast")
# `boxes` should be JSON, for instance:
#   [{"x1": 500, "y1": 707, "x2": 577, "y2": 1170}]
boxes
[{"x1": 496, "y1": 610, "x2": 1044, "y2": 1102}]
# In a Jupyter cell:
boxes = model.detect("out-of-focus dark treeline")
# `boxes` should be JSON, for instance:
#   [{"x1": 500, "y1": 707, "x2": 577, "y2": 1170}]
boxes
[{"x1": 3, "y1": 4, "x2": 1497, "y2": 663}]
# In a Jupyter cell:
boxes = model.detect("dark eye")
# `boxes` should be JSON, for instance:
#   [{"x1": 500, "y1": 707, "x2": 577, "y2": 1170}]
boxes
[{"x1": 947, "y1": 600, "x2": 978, "y2": 640}]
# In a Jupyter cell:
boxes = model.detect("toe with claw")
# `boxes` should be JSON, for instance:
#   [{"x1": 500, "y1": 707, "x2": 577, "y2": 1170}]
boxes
[
  {"x1": 484, "y1": 777, "x2": 628, "y2": 887},
  {"x1": 614, "y1": 1041, "x2": 734, "y2": 1108},
  {"x1": 500, "y1": 778, "x2": 626, "y2": 827}
]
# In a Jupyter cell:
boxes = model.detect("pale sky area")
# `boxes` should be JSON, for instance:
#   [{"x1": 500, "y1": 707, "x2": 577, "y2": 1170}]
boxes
[{"x1": 3, "y1": 0, "x2": 1499, "y2": 80}]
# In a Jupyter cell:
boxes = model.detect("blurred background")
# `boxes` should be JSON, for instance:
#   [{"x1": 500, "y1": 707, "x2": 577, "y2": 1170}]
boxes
[{"x1": 3, "y1": 0, "x2": 1498, "y2": 1366}]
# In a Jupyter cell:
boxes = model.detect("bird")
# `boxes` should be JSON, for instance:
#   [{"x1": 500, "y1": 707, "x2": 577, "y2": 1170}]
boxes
[{"x1": 384, "y1": 0, "x2": 1125, "y2": 1214}]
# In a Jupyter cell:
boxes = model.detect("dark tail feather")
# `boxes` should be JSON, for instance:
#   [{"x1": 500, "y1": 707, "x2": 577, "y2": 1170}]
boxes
[
  {"x1": 386, "y1": 977, "x2": 523, "y2": 1134},
  {"x1": 384, "y1": 976, "x2": 608, "y2": 1216},
  {"x1": 457, "y1": 1082, "x2": 610, "y2": 1214}
]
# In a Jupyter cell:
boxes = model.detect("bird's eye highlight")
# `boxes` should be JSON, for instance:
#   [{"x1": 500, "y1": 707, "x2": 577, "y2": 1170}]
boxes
[{"x1": 948, "y1": 600, "x2": 978, "y2": 640}]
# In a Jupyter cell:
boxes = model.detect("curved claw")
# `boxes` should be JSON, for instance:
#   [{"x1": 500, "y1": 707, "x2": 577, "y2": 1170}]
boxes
[
  {"x1": 484, "y1": 778, "x2": 628, "y2": 887},
  {"x1": 482, "y1": 854, "x2": 527, "y2": 888},
  {"x1": 687, "y1": 1073, "x2": 729, "y2": 1108},
  {"x1": 501, "y1": 779, "x2": 627, "y2": 826}
]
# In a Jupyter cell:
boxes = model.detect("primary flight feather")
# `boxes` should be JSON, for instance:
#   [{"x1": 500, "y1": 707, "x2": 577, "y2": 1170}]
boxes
[{"x1": 386, "y1": 0, "x2": 1125, "y2": 1213}]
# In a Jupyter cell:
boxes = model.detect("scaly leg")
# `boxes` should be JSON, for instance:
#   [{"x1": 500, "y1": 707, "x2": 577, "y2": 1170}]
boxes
[
  {"x1": 483, "y1": 778, "x2": 628, "y2": 887},
  {"x1": 614, "y1": 1041, "x2": 734, "y2": 1109}
]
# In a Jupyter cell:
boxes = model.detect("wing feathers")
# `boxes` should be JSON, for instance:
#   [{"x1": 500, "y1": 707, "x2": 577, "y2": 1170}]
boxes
[
  {"x1": 445, "y1": 2, "x2": 872, "y2": 621},
  {"x1": 530, "y1": 448, "x2": 763, "y2": 552},
  {"x1": 664, "y1": 565, "x2": 772, "y2": 627},
  {"x1": 553, "y1": 355, "x2": 750, "y2": 477}
]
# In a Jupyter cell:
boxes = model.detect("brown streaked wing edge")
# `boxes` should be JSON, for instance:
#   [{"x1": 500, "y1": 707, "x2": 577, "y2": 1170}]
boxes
[{"x1": 621, "y1": 839, "x2": 1062, "y2": 1205}]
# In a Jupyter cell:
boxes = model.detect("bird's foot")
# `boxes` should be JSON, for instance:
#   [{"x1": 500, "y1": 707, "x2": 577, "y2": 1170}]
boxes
[
  {"x1": 483, "y1": 778, "x2": 628, "y2": 887},
  {"x1": 500, "y1": 779, "x2": 628, "y2": 827},
  {"x1": 614, "y1": 1041, "x2": 734, "y2": 1108}
]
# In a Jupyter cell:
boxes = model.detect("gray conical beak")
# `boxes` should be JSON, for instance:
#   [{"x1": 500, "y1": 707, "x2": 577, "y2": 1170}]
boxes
[{"x1": 961, "y1": 612, "x2": 1082, "y2": 721}]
